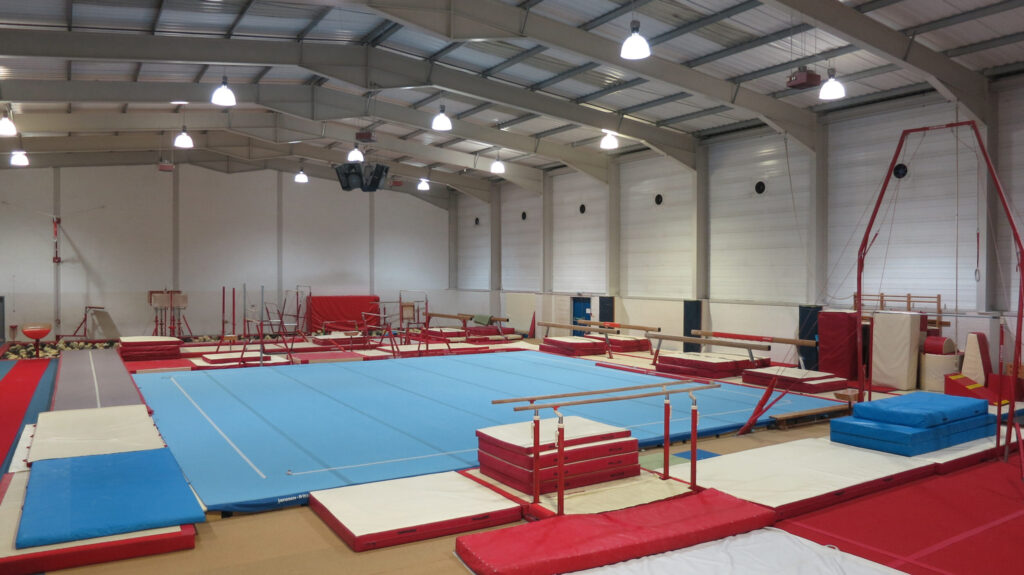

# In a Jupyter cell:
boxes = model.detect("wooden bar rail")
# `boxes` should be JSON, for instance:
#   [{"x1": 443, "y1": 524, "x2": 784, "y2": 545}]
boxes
[
  {"x1": 690, "y1": 330, "x2": 815, "y2": 348},
  {"x1": 493, "y1": 380, "x2": 703, "y2": 405},
  {"x1": 644, "y1": 332, "x2": 771, "y2": 351},
  {"x1": 575, "y1": 319, "x2": 661, "y2": 332},
  {"x1": 537, "y1": 321, "x2": 620, "y2": 334},
  {"x1": 511, "y1": 383, "x2": 720, "y2": 412}
]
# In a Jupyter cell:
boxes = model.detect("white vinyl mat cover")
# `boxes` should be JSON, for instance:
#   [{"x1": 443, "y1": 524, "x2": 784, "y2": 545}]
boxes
[
  {"x1": 28, "y1": 405, "x2": 165, "y2": 463},
  {"x1": 670, "y1": 438, "x2": 931, "y2": 508},
  {"x1": 311, "y1": 471, "x2": 517, "y2": 537},
  {"x1": 572, "y1": 528, "x2": 903, "y2": 574},
  {"x1": 7, "y1": 425, "x2": 35, "y2": 473}
]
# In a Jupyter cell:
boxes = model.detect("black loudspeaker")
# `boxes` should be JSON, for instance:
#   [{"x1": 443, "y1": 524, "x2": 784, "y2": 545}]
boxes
[
  {"x1": 682, "y1": 299, "x2": 703, "y2": 353},
  {"x1": 361, "y1": 163, "x2": 389, "y2": 192},
  {"x1": 798, "y1": 305, "x2": 822, "y2": 370},
  {"x1": 335, "y1": 163, "x2": 363, "y2": 191}
]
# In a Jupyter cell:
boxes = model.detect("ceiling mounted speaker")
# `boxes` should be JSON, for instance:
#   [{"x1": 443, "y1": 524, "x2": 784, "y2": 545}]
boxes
[{"x1": 893, "y1": 163, "x2": 909, "y2": 179}]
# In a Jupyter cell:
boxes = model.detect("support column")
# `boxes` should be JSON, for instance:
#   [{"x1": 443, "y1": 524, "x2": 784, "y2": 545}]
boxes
[
  {"x1": 276, "y1": 171, "x2": 284, "y2": 302},
  {"x1": 172, "y1": 164, "x2": 180, "y2": 290},
  {"x1": 52, "y1": 168, "x2": 61, "y2": 335},
  {"x1": 542, "y1": 173, "x2": 554, "y2": 294},
  {"x1": 693, "y1": 145, "x2": 710, "y2": 300},
  {"x1": 368, "y1": 192, "x2": 375, "y2": 294},
  {"x1": 807, "y1": 123, "x2": 829, "y2": 304},
  {"x1": 449, "y1": 190, "x2": 458, "y2": 289},
  {"x1": 489, "y1": 183, "x2": 502, "y2": 315},
  {"x1": 606, "y1": 161, "x2": 621, "y2": 297}
]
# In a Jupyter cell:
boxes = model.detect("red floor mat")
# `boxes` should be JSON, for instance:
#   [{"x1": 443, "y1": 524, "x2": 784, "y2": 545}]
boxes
[
  {"x1": 455, "y1": 489, "x2": 774, "y2": 575},
  {"x1": 778, "y1": 457, "x2": 1024, "y2": 574},
  {"x1": 0, "y1": 360, "x2": 50, "y2": 462}
]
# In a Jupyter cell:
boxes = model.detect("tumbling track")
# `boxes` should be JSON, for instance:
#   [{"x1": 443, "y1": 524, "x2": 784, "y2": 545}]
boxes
[{"x1": 135, "y1": 351, "x2": 838, "y2": 511}]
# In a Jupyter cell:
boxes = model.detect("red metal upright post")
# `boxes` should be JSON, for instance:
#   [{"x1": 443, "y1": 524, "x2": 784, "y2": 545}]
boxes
[
  {"x1": 532, "y1": 407, "x2": 540, "y2": 505},
  {"x1": 662, "y1": 390, "x2": 670, "y2": 480},
  {"x1": 555, "y1": 409, "x2": 565, "y2": 516},
  {"x1": 690, "y1": 393, "x2": 698, "y2": 488}
]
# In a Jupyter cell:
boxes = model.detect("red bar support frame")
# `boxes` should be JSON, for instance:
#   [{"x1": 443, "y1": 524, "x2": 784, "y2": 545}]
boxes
[
  {"x1": 555, "y1": 409, "x2": 566, "y2": 516},
  {"x1": 854, "y1": 121, "x2": 1022, "y2": 454},
  {"x1": 531, "y1": 406, "x2": 541, "y2": 505},
  {"x1": 662, "y1": 394, "x2": 671, "y2": 480},
  {"x1": 689, "y1": 394, "x2": 698, "y2": 489}
]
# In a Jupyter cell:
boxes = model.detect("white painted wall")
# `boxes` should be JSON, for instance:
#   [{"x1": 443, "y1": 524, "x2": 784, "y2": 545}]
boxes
[
  {"x1": 456, "y1": 194, "x2": 490, "y2": 291},
  {"x1": 708, "y1": 133, "x2": 812, "y2": 303},
  {"x1": 500, "y1": 184, "x2": 542, "y2": 292},
  {"x1": 620, "y1": 156, "x2": 696, "y2": 299},
  {"x1": 0, "y1": 165, "x2": 452, "y2": 339},
  {"x1": 0, "y1": 168, "x2": 56, "y2": 338},
  {"x1": 60, "y1": 165, "x2": 174, "y2": 337},
  {"x1": 826, "y1": 101, "x2": 979, "y2": 313},
  {"x1": 551, "y1": 171, "x2": 607, "y2": 294},
  {"x1": 282, "y1": 175, "x2": 371, "y2": 296},
  {"x1": 373, "y1": 189, "x2": 449, "y2": 302}
]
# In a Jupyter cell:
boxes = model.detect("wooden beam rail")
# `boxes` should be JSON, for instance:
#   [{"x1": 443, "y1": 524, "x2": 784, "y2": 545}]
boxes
[
  {"x1": 537, "y1": 321, "x2": 620, "y2": 335},
  {"x1": 494, "y1": 379, "x2": 702, "y2": 405},
  {"x1": 511, "y1": 383, "x2": 720, "y2": 412},
  {"x1": 575, "y1": 319, "x2": 661, "y2": 333},
  {"x1": 690, "y1": 330, "x2": 816, "y2": 348}
]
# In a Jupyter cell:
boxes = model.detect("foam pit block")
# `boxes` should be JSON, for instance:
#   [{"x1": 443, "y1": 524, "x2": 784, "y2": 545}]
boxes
[
  {"x1": 16, "y1": 448, "x2": 205, "y2": 548},
  {"x1": 961, "y1": 332, "x2": 992, "y2": 385},
  {"x1": 455, "y1": 489, "x2": 774, "y2": 575},
  {"x1": 310, "y1": 471, "x2": 521, "y2": 552},
  {"x1": 830, "y1": 414, "x2": 996, "y2": 456},
  {"x1": 852, "y1": 392, "x2": 987, "y2": 428}
]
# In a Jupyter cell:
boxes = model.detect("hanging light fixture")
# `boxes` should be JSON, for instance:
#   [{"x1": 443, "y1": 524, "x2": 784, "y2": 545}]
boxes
[
  {"x1": 600, "y1": 129, "x2": 619, "y2": 150},
  {"x1": 211, "y1": 75, "x2": 237, "y2": 107},
  {"x1": 490, "y1": 151, "x2": 505, "y2": 174},
  {"x1": 347, "y1": 143, "x2": 364, "y2": 162},
  {"x1": 0, "y1": 112, "x2": 16, "y2": 137},
  {"x1": 174, "y1": 126, "x2": 194, "y2": 149},
  {"x1": 819, "y1": 68, "x2": 845, "y2": 101},
  {"x1": 294, "y1": 169, "x2": 309, "y2": 183},
  {"x1": 431, "y1": 105, "x2": 452, "y2": 131},
  {"x1": 620, "y1": 19, "x2": 651, "y2": 60},
  {"x1": 10, "y1": 150, "x2": 29, "y2": 167},
  {"x1": 417, "y1": 178, "x2": 430, "y2": 191}
]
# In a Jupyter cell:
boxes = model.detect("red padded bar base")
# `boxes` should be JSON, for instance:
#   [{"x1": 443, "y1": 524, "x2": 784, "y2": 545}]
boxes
[
  {"x1": 478, "y1": 450, "x2": 639, "y2": 484},
  {"x1": 479, "y1": 464, "x2": 641, "y2": 495},
  {"x1": 309, "y1": 493, "x2": 522, "y2": 552},
  {"x1": 478, "y1": 437, "x2": 639, "y2": 469},
  {"x1": 455, "y1": 489, "x2": 774, "y2": 575},
  {"x1": 476, "y1": 428, "x2": 631, "y2": 456}
]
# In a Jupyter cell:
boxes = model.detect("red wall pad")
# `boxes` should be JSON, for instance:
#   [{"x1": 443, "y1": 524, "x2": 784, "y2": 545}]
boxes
[
  {"x1": 307, "y1": 295, "x2": 380, "y2": 332},
  {"x1": 455, "y1": 489, "x2": 774, "y2": 575},
  {"x1": 817, "y1": 311, "x2": 860, "y2": 380}
]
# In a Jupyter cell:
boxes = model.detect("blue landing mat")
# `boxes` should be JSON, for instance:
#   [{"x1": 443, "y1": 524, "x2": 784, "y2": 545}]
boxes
[
  {"x1": 16, "y1": 448, "x2": 205, "y2": 548},
  {"x1": 673, "y1": 448, "x2": 719, "y2": 461},
  {"x1": 135, "y1": 351, "x2": 836, "y2": 511}
]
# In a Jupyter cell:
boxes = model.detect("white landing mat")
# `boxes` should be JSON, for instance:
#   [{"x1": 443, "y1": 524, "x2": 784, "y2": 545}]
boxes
[
  {"x1": 6, "y1": 425, "x2": 34, "y2": 474},
  {"x1": 28, "y1": 405, "x2": 164, "y2": 463},
  {"x1": 670, "y1": 437, "x2": 933, "y2": 509},
  {"x1": 572, "y1": 528, "x2": 903, "y2": 574}
]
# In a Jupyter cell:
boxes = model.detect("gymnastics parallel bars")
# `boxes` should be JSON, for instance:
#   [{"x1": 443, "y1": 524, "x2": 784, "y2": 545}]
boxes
[
  {"x1": 645, "y1": 332, "x2": 771, "y2": 364},
  {"x1": 537, "y1": 320, "x2": 620, "y2": 358},
  {"x1": 494, "y1": 380, "x2": 719, "y2": 516}
]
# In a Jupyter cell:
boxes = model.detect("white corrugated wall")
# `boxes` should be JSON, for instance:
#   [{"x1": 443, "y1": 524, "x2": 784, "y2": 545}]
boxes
[
  {"x1": 456, "y1": 194, "x2": 490, "y2": 290},
  {"x1": 708, "y1": 133, "x2": 811, "y2": 303},
  {"x1": 826, "y1": 101, "x2": 979, "y2": 313},
  {"x1": 619, "y1": 156, "x2": 696, "y2": 299},
  {"x1": 500, "y1": 183, "x2": 542, "y2": 292},
  {"x1": 552, "y1": 171, "x2": 607, "y2": 294},
  {"x1": 995, "y1": 80, "x2": 1024, "y2": 312}
]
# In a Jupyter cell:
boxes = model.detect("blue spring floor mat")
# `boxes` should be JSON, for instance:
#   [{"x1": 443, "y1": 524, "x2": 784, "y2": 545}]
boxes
[
  {"x1": 16, "y1": 448, "x2": 206, "y2": 548},
  {"x1": 135, "y1": 351, "x2": 837, "y2": 511}
]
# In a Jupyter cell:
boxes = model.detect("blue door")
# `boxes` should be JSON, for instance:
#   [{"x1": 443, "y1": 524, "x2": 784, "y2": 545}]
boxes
[{"x1": 571, "y1": 297, "x2": 591, "y2": 337}]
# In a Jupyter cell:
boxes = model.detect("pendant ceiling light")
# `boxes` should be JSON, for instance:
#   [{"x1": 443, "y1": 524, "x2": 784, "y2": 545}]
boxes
[
  {"x1": 620, "y1": 19, "x2": 651, "y2": 60},
  {"x1": 599, "y1": 129, "x2": 619, "y2": 150},
  {"x1": 10, "y1": 150, "x2": 29, "y2": 167},
  {"x1": 174, "y1": 126, "x2": 194, "y2": 149},
  {"x1": 417, "y1": 178, "x2": 430, "y2": 191},
  {"x1": 490, "y1": 152, "x2": 505, "y2": 174},
  {"x1": 347, "y1": 144, "x2": 364, "y2": 162},
  {"x1": 211, "y1": 76, "x2": 237, "y2": 107},
  {"x1": 819, "y1": 68, "x2": 846, "y2": 101},
  {"x1": 0, "y1": 112, "x2": 17, "y2": 137},
  {"x1": 431, "y1": 105, "x2": 452, "y2": 131},
  {"x1": 294, "y1": 169, "x2": 309, "y2": 183}
]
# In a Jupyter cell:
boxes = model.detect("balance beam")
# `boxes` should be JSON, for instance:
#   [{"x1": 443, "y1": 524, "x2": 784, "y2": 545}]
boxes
[
  {"x1": 690, "y1": 330, "x2": 815, "y2": 348},
  {"x1": 575, "y1": 319, "x2": 661, "y2": 333}
]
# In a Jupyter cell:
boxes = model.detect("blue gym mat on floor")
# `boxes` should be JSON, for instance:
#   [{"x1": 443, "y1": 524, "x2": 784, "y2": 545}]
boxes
[
  {"x1": 16, "y1": 448, "x2": 206, "y2": 548},
  {"x1": 135, "y1": 351, "x2": 837, "y2": 511}
]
